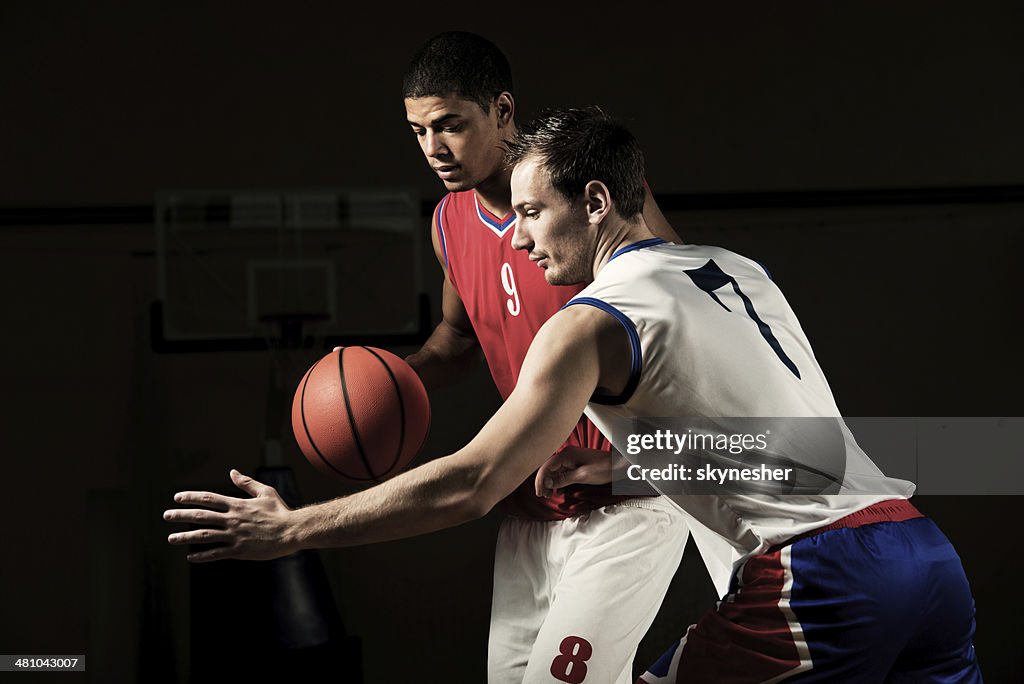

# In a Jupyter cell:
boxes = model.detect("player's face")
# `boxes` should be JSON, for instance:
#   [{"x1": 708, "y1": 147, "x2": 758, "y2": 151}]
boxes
[
  {"x1": 510, "y1": 157, "x2": 594, "y2": 286},
  {"x1": 405, "y1": 95, "x2": 508, "y2": 192}
]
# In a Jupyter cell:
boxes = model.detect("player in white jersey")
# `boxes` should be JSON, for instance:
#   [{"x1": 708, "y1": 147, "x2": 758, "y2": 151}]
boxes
[
  {"x1": 507, "y1": 109, "x2": 981, "y2": 682},
  {"x1": 165, "y1": 106, "x2": 980, "y2": 682}
]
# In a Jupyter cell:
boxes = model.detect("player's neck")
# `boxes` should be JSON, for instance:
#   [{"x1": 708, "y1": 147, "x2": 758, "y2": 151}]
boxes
[
  {"x1": 473, "y1": 166, "x2": 514, "y2": 217},
  {"x1": 593, "y1": 218, "x2": 657, "y2": 279}
]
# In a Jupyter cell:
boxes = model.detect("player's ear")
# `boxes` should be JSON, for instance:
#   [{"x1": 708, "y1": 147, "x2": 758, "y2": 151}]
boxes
[
  {"x1": 584, "y1": 180, "x2": 612, "y2": 225},
  {"x1": 494, "y1": 92, "x2": 515, "y2": 128}
]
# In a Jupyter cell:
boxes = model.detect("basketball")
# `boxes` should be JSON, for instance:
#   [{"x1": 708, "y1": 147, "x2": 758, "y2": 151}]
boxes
[{"x1": 291, "y1": 346, "x2": 430, "y2": 483}]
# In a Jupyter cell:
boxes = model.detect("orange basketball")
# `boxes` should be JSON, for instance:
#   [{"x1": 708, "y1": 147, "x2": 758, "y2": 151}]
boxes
[{"x1": 291, "y1": 346, "x2": 430, "y2": 483}]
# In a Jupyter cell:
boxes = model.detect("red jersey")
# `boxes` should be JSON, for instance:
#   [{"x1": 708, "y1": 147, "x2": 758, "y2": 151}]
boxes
[{"x1": 435, "y1": 190, "x2": 635, "y2": 520}]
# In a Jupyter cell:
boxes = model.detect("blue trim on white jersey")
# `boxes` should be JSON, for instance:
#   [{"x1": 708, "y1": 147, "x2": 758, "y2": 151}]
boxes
[
  {"x1": 562, "y1": 297, "x2": 642, "y2": 405},
  {"x1": 435, "y1": 195, "x2": 450, "y2": 269},
  {"x1": 474, "y1": 194, "x2": 516, "y2": 237},
  {"x1": 609, "y1": 237, "x2": 666, "y2": 262}
]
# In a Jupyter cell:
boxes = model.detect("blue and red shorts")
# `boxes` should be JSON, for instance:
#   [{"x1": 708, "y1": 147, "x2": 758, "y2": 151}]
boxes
[{"x1": 639, "y1": 499, "x2": 982, "y2": 683}]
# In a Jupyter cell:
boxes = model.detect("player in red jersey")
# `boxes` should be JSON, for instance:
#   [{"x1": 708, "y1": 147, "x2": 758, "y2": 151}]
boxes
[{"x1": 403, "y1": 32, "x2": 683, "y2": 523}]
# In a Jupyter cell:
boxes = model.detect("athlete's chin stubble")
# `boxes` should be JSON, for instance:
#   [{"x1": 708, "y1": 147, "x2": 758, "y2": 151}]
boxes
[{"x1": 545, "y1": 261, "x2": 589, "y2": 286}]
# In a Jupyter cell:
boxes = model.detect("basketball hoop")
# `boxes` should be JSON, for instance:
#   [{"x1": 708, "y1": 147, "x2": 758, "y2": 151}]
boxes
[{"x1": 258, "y1": 312, "x2": 332, "y2": 350}]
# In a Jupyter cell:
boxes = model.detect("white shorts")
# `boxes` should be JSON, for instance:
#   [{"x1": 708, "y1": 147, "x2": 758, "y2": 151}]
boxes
[{"x1": 487, "y1": 496, "x2": 688, "y2": 684}]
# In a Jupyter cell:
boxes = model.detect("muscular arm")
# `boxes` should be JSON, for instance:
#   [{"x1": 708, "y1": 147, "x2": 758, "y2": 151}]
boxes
[
  {"x1": 642, "y1": 183, "x2": 683, "y2": 244},
  {"x1": 294, "y1": 306, "x2": 620, "y2": 548},
  {"x1": 165, "y1": 305, "x2": 631, "y2": 560},
  {"x1": 404, "y1": 212, "x2": 481, "y2": 390}
]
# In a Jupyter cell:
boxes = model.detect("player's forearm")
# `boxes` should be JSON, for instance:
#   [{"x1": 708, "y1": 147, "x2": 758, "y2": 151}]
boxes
[
  {"x1": 292, "y1": 454, "x2": 489, "y2": 549},
  {"x1": 405, "y1": 320, "x2": 481, "y2": 390}
]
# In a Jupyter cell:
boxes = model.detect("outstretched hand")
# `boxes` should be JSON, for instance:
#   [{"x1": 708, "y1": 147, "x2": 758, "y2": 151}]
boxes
[
  {"x1": 535, "y1": 447, "x2": 627, "y2": 498},
  {"x1": 164, "y1": 469, "x2": 302, "y2": 562}
]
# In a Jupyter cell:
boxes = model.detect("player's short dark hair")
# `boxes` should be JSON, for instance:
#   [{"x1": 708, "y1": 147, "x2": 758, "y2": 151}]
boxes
[
  {"x1": 505, "y1": 107, "x2": 645, "y2": 219},
  {"x1": 402, "y1": 31, "x2": 514, "y2": 114}
]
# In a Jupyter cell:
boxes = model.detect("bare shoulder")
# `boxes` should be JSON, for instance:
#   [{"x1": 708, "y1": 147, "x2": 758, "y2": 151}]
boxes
[
  {"x1": 526, "y1": 303, "x2": 632, "y2": 395},
  {"x1": 561, "y1": 298, "x2": 635, "y2": 335},
  {"x1": 642, "y1": 183, "x2": 682, "y2": 244},
  {"x1": 539, "y1": 302, "x2": 622, "y2": 346}
]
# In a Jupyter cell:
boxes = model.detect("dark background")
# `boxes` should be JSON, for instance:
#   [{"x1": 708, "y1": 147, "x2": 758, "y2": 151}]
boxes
[{"x1": 1, "y1": 1, "x2": 1022, "y2": 682}]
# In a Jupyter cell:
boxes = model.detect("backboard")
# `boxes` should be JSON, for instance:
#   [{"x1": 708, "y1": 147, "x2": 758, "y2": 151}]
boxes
[{"x1": 153, "y1": 188, "x2": 430, "y2": 352}]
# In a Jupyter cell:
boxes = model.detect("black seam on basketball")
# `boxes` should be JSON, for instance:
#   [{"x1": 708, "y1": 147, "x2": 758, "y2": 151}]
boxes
[
  {"x1": 339, "y1": 347, "x2": 378, "y2": 481},
  {"x1": 362, "y1": 346, "x2": 406, "y2": 476},
  {"x1": 300, "y1": 357, "x2": 352, "y2": 479}
]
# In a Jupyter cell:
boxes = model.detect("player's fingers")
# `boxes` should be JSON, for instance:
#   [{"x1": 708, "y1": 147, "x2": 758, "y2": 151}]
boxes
[
  {"x1": 172, "y1": 491, "x2": 234, "y2": 511},
  {"x1": 229, "y1": 469, "x2": 274, "y2": 498},
  {"x1": 167, "y1": 528, "x2": 233, "y2": 546},
  {"x1": 534, "y1": 466, "x2": 552, "y2": 497},
  {"x1": 534, "y1": 457, "x2": 570, "y2": 497},
  {"x1": 163, "y1": 508, "x2": 228, "y2": 525},
  {"x1": 549, "y1": 466, "x2": 594, "y2": 489}
]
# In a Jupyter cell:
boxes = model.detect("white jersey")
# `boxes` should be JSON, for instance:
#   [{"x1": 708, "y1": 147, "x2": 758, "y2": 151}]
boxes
[{"x1": 570, "y1": 238, "x2": 915, "y2": 554}]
